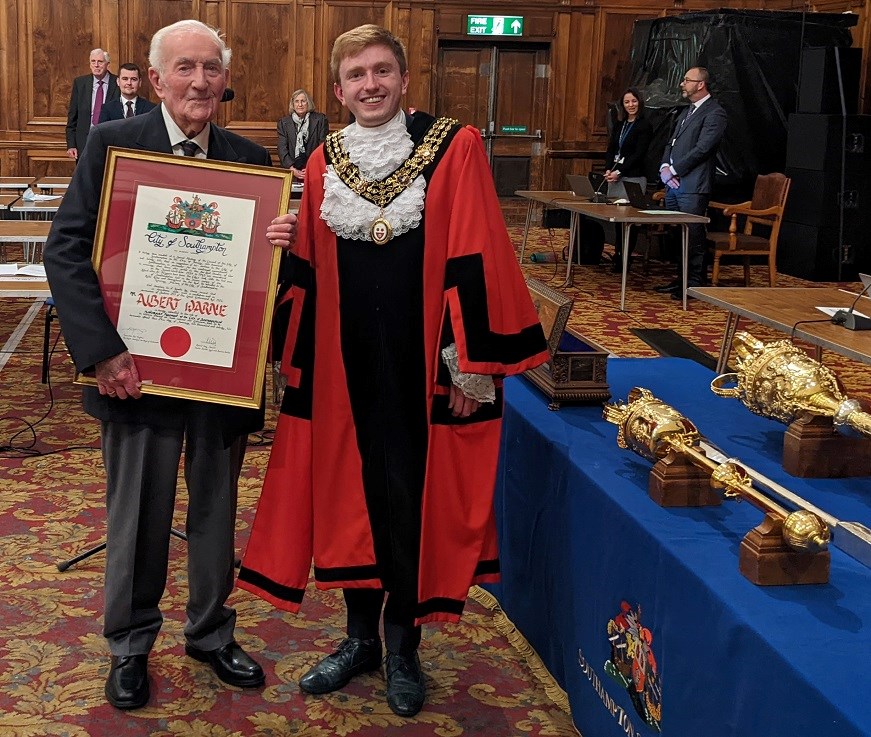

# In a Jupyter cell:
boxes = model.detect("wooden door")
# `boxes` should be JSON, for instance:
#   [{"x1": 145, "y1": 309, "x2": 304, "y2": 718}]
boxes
[{"x1": 437, "y1": 42, "x2": 549, "y2": 195}]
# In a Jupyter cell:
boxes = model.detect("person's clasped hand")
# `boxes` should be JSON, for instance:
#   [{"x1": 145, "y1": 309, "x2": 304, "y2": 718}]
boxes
[{"x1": 659, "y1": 167, "x2": 673, "y2": 186}]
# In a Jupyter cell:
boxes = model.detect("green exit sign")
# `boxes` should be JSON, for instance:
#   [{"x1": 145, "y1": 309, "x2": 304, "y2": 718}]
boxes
[
  {"x1": 467, "y1": 15, "x2": 524, "y2": 36},
  {"x1": 501, "y1": 125, "x2": 528, "y2": 134}
]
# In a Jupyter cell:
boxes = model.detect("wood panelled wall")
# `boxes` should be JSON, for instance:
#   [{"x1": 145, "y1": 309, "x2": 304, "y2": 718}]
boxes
[{"x1": 0, "y1": 0, "x2": 868, "y2": 188}]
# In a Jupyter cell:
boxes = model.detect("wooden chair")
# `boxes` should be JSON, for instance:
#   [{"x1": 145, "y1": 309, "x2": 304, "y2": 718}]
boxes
[{"x1": 707, "y1": 173, "x2": 791, "y2": 287}]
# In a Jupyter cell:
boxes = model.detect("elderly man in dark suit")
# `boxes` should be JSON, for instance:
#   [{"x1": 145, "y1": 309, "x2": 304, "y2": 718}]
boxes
[
  {"x1": 44, "y1": 19, "x2": 297, "y2": 711},
  {"x1": 98, "y1": 63, "x2": 156, "y2": 121},
  {"x1": 65, "y1": 48, "x2": 120, "y2": 160},
  {"x1": 655, "y1": 66, "x2": 727, "y2": 297}
]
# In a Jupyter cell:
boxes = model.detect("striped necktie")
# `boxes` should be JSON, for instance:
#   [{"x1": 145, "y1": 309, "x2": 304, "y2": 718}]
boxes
[
  {"x1": 180, "y1": 140, "x2": 200, "y2": 157},
  {"x1": 125, "y1": 101, "x2": 134, "y2": 118},
  {"x1": 680, "y1": 104, "x2": 696, "y2": 130}
]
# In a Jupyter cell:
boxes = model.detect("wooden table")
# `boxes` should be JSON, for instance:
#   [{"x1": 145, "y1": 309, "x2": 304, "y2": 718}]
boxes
[
  {"x1": 516, "y1": 190, "x2": 708, "y2": 310},
  {"x1": 36, "y1": 176, "x2": 72, "y2": 194},
  {"x1": 0, "y1": 220, "x2": 53, "y2": 262},
  {"x1": 515, "y1": 189, "x2": 582, "y2": 263},
  {"x1": 687, "y1": 286, "x2": 871, "y2": 372},
  {"x1": 0, "y1": 177, "x2": 35, "y2": 191},
  {"x1": 0, "y1": 278, "x2": 51, "y2": 298},
  {"x1": 0, "y1": 194, "x2": 20, "y2": 211},
  {"x1": 9, "y1": 196, "x2": 63, "y2": 219}
]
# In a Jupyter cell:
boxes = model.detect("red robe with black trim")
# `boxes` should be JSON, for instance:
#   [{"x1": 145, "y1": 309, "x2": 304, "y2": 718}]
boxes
[{"x1": 239, "y1": 121, "x2": 547, "y2": 625}]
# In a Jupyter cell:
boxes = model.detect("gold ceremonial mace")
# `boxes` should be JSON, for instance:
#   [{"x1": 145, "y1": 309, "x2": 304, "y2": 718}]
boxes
[
  {"x1": 711, "y1": 331, "x2": 871, "y2": 438},
  {"x1": 603, "y1": 387, "x2": 830, "y2": 555}
]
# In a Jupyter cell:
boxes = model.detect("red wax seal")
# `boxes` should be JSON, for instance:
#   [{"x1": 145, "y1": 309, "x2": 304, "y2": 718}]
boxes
[{"x1": 160, "y1": 326, "x2": 192, "y2": 358}]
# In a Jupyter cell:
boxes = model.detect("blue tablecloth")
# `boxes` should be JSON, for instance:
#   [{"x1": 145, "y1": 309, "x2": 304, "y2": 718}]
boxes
[{"x1": 487, "y1": 358, "x2": 870, "y2": 737}]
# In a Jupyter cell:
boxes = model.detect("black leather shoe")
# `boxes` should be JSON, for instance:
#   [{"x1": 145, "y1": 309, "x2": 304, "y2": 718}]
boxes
[
  {"x1": 105, "y1": 654, "x2": 149, "y2": 710},
  {"x1": 299, "y1": 637, "x2": 383, "y2": 695},
  {"x1": 670, "y1": 289, "x2": 684, "y2": 300},
  {"x1": 185, "y1": 641, "x2": 265, "y2": 688},
  {"x1": 654, "y1": 280, "x2": 681, "y2": 293},
  {"x1": 386, "y1": 652, "x2": 426, "y2": 717}
]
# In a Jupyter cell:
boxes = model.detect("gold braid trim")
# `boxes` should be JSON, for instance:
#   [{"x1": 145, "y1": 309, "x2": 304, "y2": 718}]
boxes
[
  {"x1": 325, "y1": 117, "x2": 459, "y2": 208},
  {"x1": 469, "y1": 586, "x2": 575, "y2": 720}
]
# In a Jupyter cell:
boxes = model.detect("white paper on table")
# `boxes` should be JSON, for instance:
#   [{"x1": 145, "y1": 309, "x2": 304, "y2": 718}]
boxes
[
  {"x1": 0, "y1": 264, "x2": 18, "y2": 275},
  {"x1": 639, "y1": 209, "x2": 685, "y2": 215},
  {"x1": 816, "y1": 306, "x2": 870, "y2": 319},
  {"x1": 17, "y1": 264, "x2": 47, "y2": 277}
]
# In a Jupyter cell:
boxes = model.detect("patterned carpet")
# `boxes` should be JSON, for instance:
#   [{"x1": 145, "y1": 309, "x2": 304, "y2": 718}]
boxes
[
  {"x1": 0, "y1": 245, "x2": 575, "y2": 736},
  {"x1": 1, "y1": 216, "x2": 869, "y2": 735}
]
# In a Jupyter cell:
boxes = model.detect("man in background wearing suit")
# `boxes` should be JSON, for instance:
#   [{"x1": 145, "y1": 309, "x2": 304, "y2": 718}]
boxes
[
  {"x1": 44, "y1": 20, "x2": 297, "y2": 711},
  {"x1": 655, "y1": 66, "x2": 727, "y2": 297},
  {"x1": 65, "y1": 48, "x2": 119, "y2": 160},
  {"x1": 98, "y1": 63, "x2": 156, "y2": 121}
]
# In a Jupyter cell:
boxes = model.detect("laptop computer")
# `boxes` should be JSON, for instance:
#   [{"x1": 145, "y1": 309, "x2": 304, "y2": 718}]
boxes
[
  {"x1": 622, "y1": 180, "x2": 684, "y2": 214},
  {"x1": 622, "y1": 180, "x2": 655, "y2": 209},
  {"x1": 566, "y1": 173, "x2": 611, "y2": 203}
]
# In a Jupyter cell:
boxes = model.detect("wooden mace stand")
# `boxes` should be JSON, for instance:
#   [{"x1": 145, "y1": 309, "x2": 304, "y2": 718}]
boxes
[
  {"x1": 783, "y1": 414, "x2": 871, "y2": 478},
  {"x1": 648, "y1": 453, "x2": 720, "y2": 507},
  {"x1": 739, "y1": 514, "x2": 830, "y2": 585},
  {"x1": 648, "y1": 451, "x2": 830, "y2": 585}
]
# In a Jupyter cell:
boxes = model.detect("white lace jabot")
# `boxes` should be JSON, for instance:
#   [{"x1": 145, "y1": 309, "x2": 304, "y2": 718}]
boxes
[{"x1": 321, "y1": 110, "x2": 427, "y2": 241}]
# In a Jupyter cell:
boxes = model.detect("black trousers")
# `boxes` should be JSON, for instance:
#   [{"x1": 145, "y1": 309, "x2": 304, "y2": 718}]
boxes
[{"x1": 345, "y1": 588, "x2": 421, "y2": 656}]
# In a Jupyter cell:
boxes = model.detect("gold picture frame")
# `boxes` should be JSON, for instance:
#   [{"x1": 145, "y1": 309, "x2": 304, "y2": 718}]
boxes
[{"x1": 76, "y1": 147, "x2": 292, "y2": 408}]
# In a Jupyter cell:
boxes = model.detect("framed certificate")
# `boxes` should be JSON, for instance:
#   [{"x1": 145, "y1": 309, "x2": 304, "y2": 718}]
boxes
[{"x1": 78, "y1": 147, "x2": 292, "y2": 408}]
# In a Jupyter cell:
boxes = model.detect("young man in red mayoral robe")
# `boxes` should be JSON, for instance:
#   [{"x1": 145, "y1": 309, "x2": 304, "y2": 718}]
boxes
[{"x1": 238, "y1": 24, "x2": 548, "y2": 718}]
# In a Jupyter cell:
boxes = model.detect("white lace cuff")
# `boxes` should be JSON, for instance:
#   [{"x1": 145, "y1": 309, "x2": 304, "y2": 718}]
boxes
[{"x1": 440, "y1": 344, "x2": 496, "y2": 404}]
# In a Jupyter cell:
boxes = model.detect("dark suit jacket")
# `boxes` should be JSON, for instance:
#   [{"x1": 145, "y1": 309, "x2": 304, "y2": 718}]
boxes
[
  {"x1": 276, "y1": 111, "x2": 329, "y2": 169},
  {"x1": 605, "y1": 115, "x2": 653, "y2": 179},
  {"x1": 65, "y1": 73, "x2": 120, "y2": 152},
  {"x1": 98, "y1": 96, "x2": 156, "y2": 122},
  {"x1": 45, "y1": 104, "x2": 272, "y2": 438},
  {"x1": 661, "y1": 97, "x2": 727, "y2": 194}
]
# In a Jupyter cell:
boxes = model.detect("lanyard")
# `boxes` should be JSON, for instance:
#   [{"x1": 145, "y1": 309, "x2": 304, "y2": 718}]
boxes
[{"x1": 616, "y1": 121, "x2": 635, "y2": 160}]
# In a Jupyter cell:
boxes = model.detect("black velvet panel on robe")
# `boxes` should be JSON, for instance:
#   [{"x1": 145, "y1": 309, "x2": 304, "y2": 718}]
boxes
[{"x1": 337, "y1": 225, "x2": 428, "y2": 596}]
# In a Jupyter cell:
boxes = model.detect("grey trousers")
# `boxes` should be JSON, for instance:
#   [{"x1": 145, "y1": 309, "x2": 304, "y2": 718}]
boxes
[{"x1": 100, "y1": 410, "x2": 246, "y2": 656}]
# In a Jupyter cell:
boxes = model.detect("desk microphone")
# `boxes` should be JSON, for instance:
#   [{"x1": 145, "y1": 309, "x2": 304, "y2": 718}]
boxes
[
  {"x1": 590, "y1": 173, "x2": 609, "y2": 203},
  {"x1": 831, "y1": 281, "x2": 871, "y2": 330},
  {"x1": 220, "y1": 88, "x2": 235, "y2": 102}
]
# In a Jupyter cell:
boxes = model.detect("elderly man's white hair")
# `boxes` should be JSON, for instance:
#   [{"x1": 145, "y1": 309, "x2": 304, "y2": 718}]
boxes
[
  {"x1": 148, "y1": 20, "x2": 232, "y2": 74},
  {"x1": 90, "y1": 48, "x2": 110, "y2": 62}
]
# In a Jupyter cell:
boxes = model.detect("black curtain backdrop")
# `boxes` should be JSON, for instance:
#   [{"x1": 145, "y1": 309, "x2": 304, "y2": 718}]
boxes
[{"x1": 622, "y1": 9, "x2": 857, "y2": 201}]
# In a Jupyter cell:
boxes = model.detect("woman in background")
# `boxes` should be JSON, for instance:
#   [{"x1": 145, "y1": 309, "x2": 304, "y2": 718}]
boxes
[
  {"x1": 604, "y1": 87, "x2": 653, "y2": 269},
  {"x1": 277, "y1": 89, "x2": 329, "y2": 180}
]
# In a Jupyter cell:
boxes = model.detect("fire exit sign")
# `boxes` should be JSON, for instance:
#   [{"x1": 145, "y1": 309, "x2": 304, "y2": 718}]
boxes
[{"x1": 467, "y1": 15, "x2": 524, "y2": 36}]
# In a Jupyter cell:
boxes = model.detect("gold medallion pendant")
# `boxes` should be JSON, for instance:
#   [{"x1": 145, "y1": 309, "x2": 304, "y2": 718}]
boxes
[{"x1": 370, "y1": 216, "x2": 393, "y2": 245}]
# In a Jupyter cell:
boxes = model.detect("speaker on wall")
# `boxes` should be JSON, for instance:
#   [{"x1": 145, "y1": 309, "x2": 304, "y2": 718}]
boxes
[
  {"x1": 786, "y1": 114, "x2": 871, "y2": 171},
  {"x1": 778, "y1": 220, "x2": 870, "y2": 282},
  {"x1": 798, "y1": 47, "x2": 861, "y2": 115},
  {"x1": 784, "y1": 167, "x2": 870, "y2": 227}
]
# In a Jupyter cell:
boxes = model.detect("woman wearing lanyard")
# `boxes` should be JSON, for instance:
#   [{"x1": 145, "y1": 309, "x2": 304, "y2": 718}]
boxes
[{"x1": 604, "y1": 87, "x2": 653, "y2": 270}]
